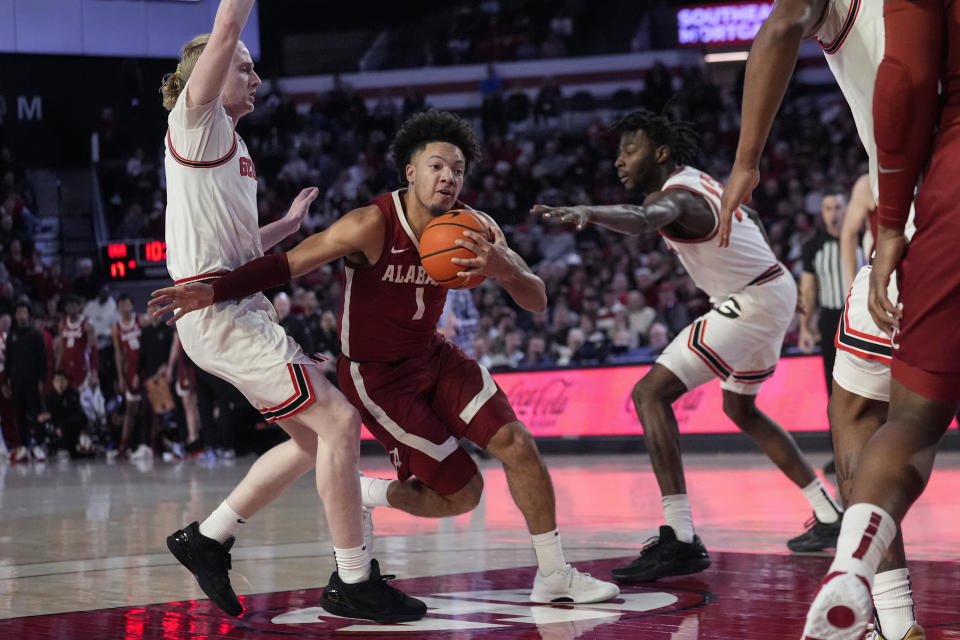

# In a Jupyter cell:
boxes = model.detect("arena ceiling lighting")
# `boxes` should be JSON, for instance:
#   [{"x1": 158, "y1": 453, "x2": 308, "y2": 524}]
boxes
[{"x1": 704, "y1": 51, "x2": 750, "y2": 63}]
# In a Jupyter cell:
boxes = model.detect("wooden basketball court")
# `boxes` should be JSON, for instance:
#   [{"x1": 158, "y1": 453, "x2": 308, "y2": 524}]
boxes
[{"x1": 2, "y1": 451, "x2": 958, "y2": 639}]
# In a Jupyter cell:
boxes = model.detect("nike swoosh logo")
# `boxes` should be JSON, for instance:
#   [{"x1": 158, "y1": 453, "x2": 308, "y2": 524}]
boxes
[
  {"x1": 878, "y1": 166, "x2": 904, "y2": 174},
  {"x1": 390, "y1": 247, "x2": 409, "y2": 254}
]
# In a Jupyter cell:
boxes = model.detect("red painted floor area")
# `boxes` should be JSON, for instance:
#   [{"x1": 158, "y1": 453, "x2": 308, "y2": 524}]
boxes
[{"x1": 4, "y1": 552, "x2": 960, "y2": 639}]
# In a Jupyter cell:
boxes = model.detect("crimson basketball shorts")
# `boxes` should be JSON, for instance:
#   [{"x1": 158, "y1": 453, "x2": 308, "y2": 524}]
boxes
[
  {"x1": 337, "y1": 339, "x2": 517, "y2": 496},
  {"x1": 832, "y1": 265, "x2": 895, "y2": 403},
  {"x1": 894, "y1": 123, "x2": 960, "y2": 401},
  {"x1": 61, "y1": 360, "x2": 88, "y2": 389},
  {"x1": 123, "y1": 364, "x2": 142, "y2": 402},
  {"x1": 175, "y1": 353, "x2": 198, "y2": 397},
  {"x1": 656, "y1": 271, "x2": 795, "y2": 396}
]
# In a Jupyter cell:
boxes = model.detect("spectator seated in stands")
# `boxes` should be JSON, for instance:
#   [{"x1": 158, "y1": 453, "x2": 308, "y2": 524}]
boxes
[{"x1": 38, "y1": 370, "x2": 89, "y2": 459}]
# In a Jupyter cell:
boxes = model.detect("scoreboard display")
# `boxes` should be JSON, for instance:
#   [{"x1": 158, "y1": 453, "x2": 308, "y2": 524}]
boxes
[{"x1": 102, "y1": 240, "x2": 168, "y2": 280}]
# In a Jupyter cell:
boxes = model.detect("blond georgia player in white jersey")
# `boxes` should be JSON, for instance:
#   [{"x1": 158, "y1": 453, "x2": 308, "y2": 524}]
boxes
[
  {"x1": 157, "y1": 0, "x2": 424, "y2": 624},
  {"x1": 719, "y1": 1, "x2": 923, "y2": 638},
  {"x1": 533, "y1": 109, "x2": 842, "y2": 585}
]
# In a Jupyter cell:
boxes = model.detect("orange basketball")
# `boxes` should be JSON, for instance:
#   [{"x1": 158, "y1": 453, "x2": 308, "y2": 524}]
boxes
[{"x1": 419, "y1": 209, "x2": 493, "y2": 289}]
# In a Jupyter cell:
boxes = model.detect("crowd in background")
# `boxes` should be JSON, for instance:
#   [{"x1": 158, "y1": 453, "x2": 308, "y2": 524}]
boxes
[{"x1": 0, "y1": 52, "x2": 868, "y2": 462}]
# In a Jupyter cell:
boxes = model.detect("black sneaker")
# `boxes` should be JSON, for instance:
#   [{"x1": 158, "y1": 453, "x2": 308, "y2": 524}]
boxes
[
  {"x1": 787, "y1": 512, "x2": 842, "y2": 552},
  {"x1": 611, "y1": 525, "x2": 711, "y2": 583},
  {"x1": 321, "y1": 559, "x2": 427, "y2": 623},
  {"x1": 167, "y1": 521, "x2": 243, "y2": 616}
]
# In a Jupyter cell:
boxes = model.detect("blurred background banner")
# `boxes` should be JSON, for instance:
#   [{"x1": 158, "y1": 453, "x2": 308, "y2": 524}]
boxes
[{"x1": 358, "y1": 356, "x2": 829, "y2": 441}]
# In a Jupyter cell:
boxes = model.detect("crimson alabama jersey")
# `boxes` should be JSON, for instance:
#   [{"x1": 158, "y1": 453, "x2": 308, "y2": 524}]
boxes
[
  {"x1": 116, "y1": 316, "x2": 141, "y2": 385},
  {"x1": 340, "y1": 190, "x2": 470, "y2": 362},
  {"x1": 59, "y1": 316, "x2": 92, "y2": 387}
]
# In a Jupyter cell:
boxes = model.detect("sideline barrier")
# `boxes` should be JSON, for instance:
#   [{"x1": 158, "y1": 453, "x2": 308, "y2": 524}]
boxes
[{"x1": 360, "y1": 355, "x2": 828, "y2": 439}]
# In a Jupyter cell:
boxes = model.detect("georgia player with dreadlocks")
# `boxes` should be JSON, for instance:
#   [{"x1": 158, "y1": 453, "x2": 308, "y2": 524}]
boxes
[{"x1": 536, "y1": 109, "x2": 840, "y2": 585}]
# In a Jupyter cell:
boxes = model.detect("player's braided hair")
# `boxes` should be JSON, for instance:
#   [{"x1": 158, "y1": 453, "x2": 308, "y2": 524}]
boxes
[
  {"x1": 390, "y1": 109, "x2": 482, "y2": 180},
  {"x1": 610, "y1": 109, "x2": 700, "y2": 167}
]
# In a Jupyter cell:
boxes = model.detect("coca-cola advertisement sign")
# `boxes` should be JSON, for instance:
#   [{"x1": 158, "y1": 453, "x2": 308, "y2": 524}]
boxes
[{"x1": 360, "y1": 356, "x2": 829, "y2": 440}]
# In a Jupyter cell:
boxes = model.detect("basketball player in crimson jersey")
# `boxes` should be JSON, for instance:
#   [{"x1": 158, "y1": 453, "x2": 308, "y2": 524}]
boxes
[
  {"x1": 54, "y1": 295, "x2": 98, "y2": 390},
  {"x1": 111, "y1": 294, "x2": 143, "y2": 458},
  {"x1": 150, "y1": 109, "x2": 620, "y2": 604},
  {"x1": 535, "y1": 109, "x2": 840, "y2": 584},
  {"x1": 155, "y1": 0, "x2": 423, "y2": 622},
  {"x1": 719, "y1": 1, "x2": 926, "y2": 638},
  {"x1": 802, "y1": 1, "x2": 959, "y2": 638}
]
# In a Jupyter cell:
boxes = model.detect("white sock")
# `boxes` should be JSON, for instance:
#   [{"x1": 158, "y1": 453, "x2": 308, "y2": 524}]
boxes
[
  {"x1": 802, "y1": 478, "x2": 842, "y2": 523},
  {"x1": 360, "y1": 474, "x2": 393, "y2": 508},
  {"x1": 199, "y1": 501, "x2": 246, "y2": 544},
  {"x1": 531, "y1": 528, "x2": 567, "y2": 576},
  {"x1": 334, "y1": 544, "x2": 372, "y2": 584},
  {"x1": 828, "y1": 503, "x2": 898, "y2": 583},
  {"x1": 874, "y1": 568, "x2": 916, "y2": 640},
  {"x1": 663, "y1": 494, "x2": 695, "y2": 543}
]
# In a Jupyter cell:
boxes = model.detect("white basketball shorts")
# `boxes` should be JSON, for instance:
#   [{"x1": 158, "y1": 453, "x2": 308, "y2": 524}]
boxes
[
  {"x1": 657, "y1": 270, "x2": 796, "y2": 396},
  {"x1": 832, "y1": 265, "x2": 896, "y2": 403},
  {"x1": 177, "y1": 292, "x2": 321, "y2": 423}
]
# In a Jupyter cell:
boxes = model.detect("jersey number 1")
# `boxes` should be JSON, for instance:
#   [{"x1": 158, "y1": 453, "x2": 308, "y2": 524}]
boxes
[{"x1": 412, "y1": 287, "x2": 425, "y2": 320}]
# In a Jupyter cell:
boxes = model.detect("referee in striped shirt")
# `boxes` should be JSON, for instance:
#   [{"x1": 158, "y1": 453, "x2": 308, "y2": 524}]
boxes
[{"x1": 799, "y1": 187, "x2": 848, "y2": 396}]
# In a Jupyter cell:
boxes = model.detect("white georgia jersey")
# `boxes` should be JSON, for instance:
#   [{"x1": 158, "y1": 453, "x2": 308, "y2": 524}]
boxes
[
  {"x1": 815, "y1": 0, "x2": 915, "y2": 240},
  {"x1": 660, "y1": 166, "x2": 780, "y2": 300},
  {"x1": 164, "y1": 82, "x2": 263, "y2": 282},
  {"x1": 816, "y1": 0, "x2": 883, "y2": 196}
]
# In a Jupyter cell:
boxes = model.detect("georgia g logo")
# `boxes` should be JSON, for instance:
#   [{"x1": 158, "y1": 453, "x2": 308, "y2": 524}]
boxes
[{"x1": 715, "y1": 297, "x2": 742, "y2": 319}]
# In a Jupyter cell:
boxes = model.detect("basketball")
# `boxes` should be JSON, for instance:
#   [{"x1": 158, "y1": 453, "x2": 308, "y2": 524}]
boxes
[{"x1": 420, "y1": 209, "x2": 494, "y2": 289}]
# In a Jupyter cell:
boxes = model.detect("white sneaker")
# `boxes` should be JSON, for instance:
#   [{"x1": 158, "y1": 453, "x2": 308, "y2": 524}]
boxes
[
  {"x1": 31, "y1": 445, "x2": 46, "y2": 462},
  {"x1": 129, "y1": 444, "x2": 153, "y2": 461},
  {"x1": 801, "y1": 571, "x2": 873, "y2": 640},
  {"x1": 13, "y1": 447, "x2": 29, "y2": 462},
  {"x1": 530, "y1": 564, "x2": 620, "y2": 604},
  {"x1": 362, "y1": 507, "x2": 374, "y2": 553}
]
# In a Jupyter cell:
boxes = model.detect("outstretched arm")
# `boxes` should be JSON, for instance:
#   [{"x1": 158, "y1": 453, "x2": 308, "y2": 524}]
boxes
[
  {"x1": 719, "y1": 0, "x2": 827, "y2": 247},
  {"x1": 186, "y1": 0, "x2": 257, "y2": 108},
  {"x1": 150, "y1": 205, "x2": 383, "y2": 323},
  {"x1": 535, "y1": 189, "x2": 714, "y2": 239},
  {"x1": 532, "y1": 192, "x2": 685, "y2": 236}
]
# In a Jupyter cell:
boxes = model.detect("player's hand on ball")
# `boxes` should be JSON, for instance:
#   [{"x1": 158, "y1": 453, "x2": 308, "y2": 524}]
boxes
[
  {"x1": 148, "y1": 282, "x2": 215, "y2": 325},
  {"x1": 532, "y1": 204, "x2": 591, "y2": 230},
  {"x1": 285, "y1": 187, "x2": 319, "y2": 231},
  {"x1": 452, "y1": 226, "x2": 511, "y2": 280}
]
